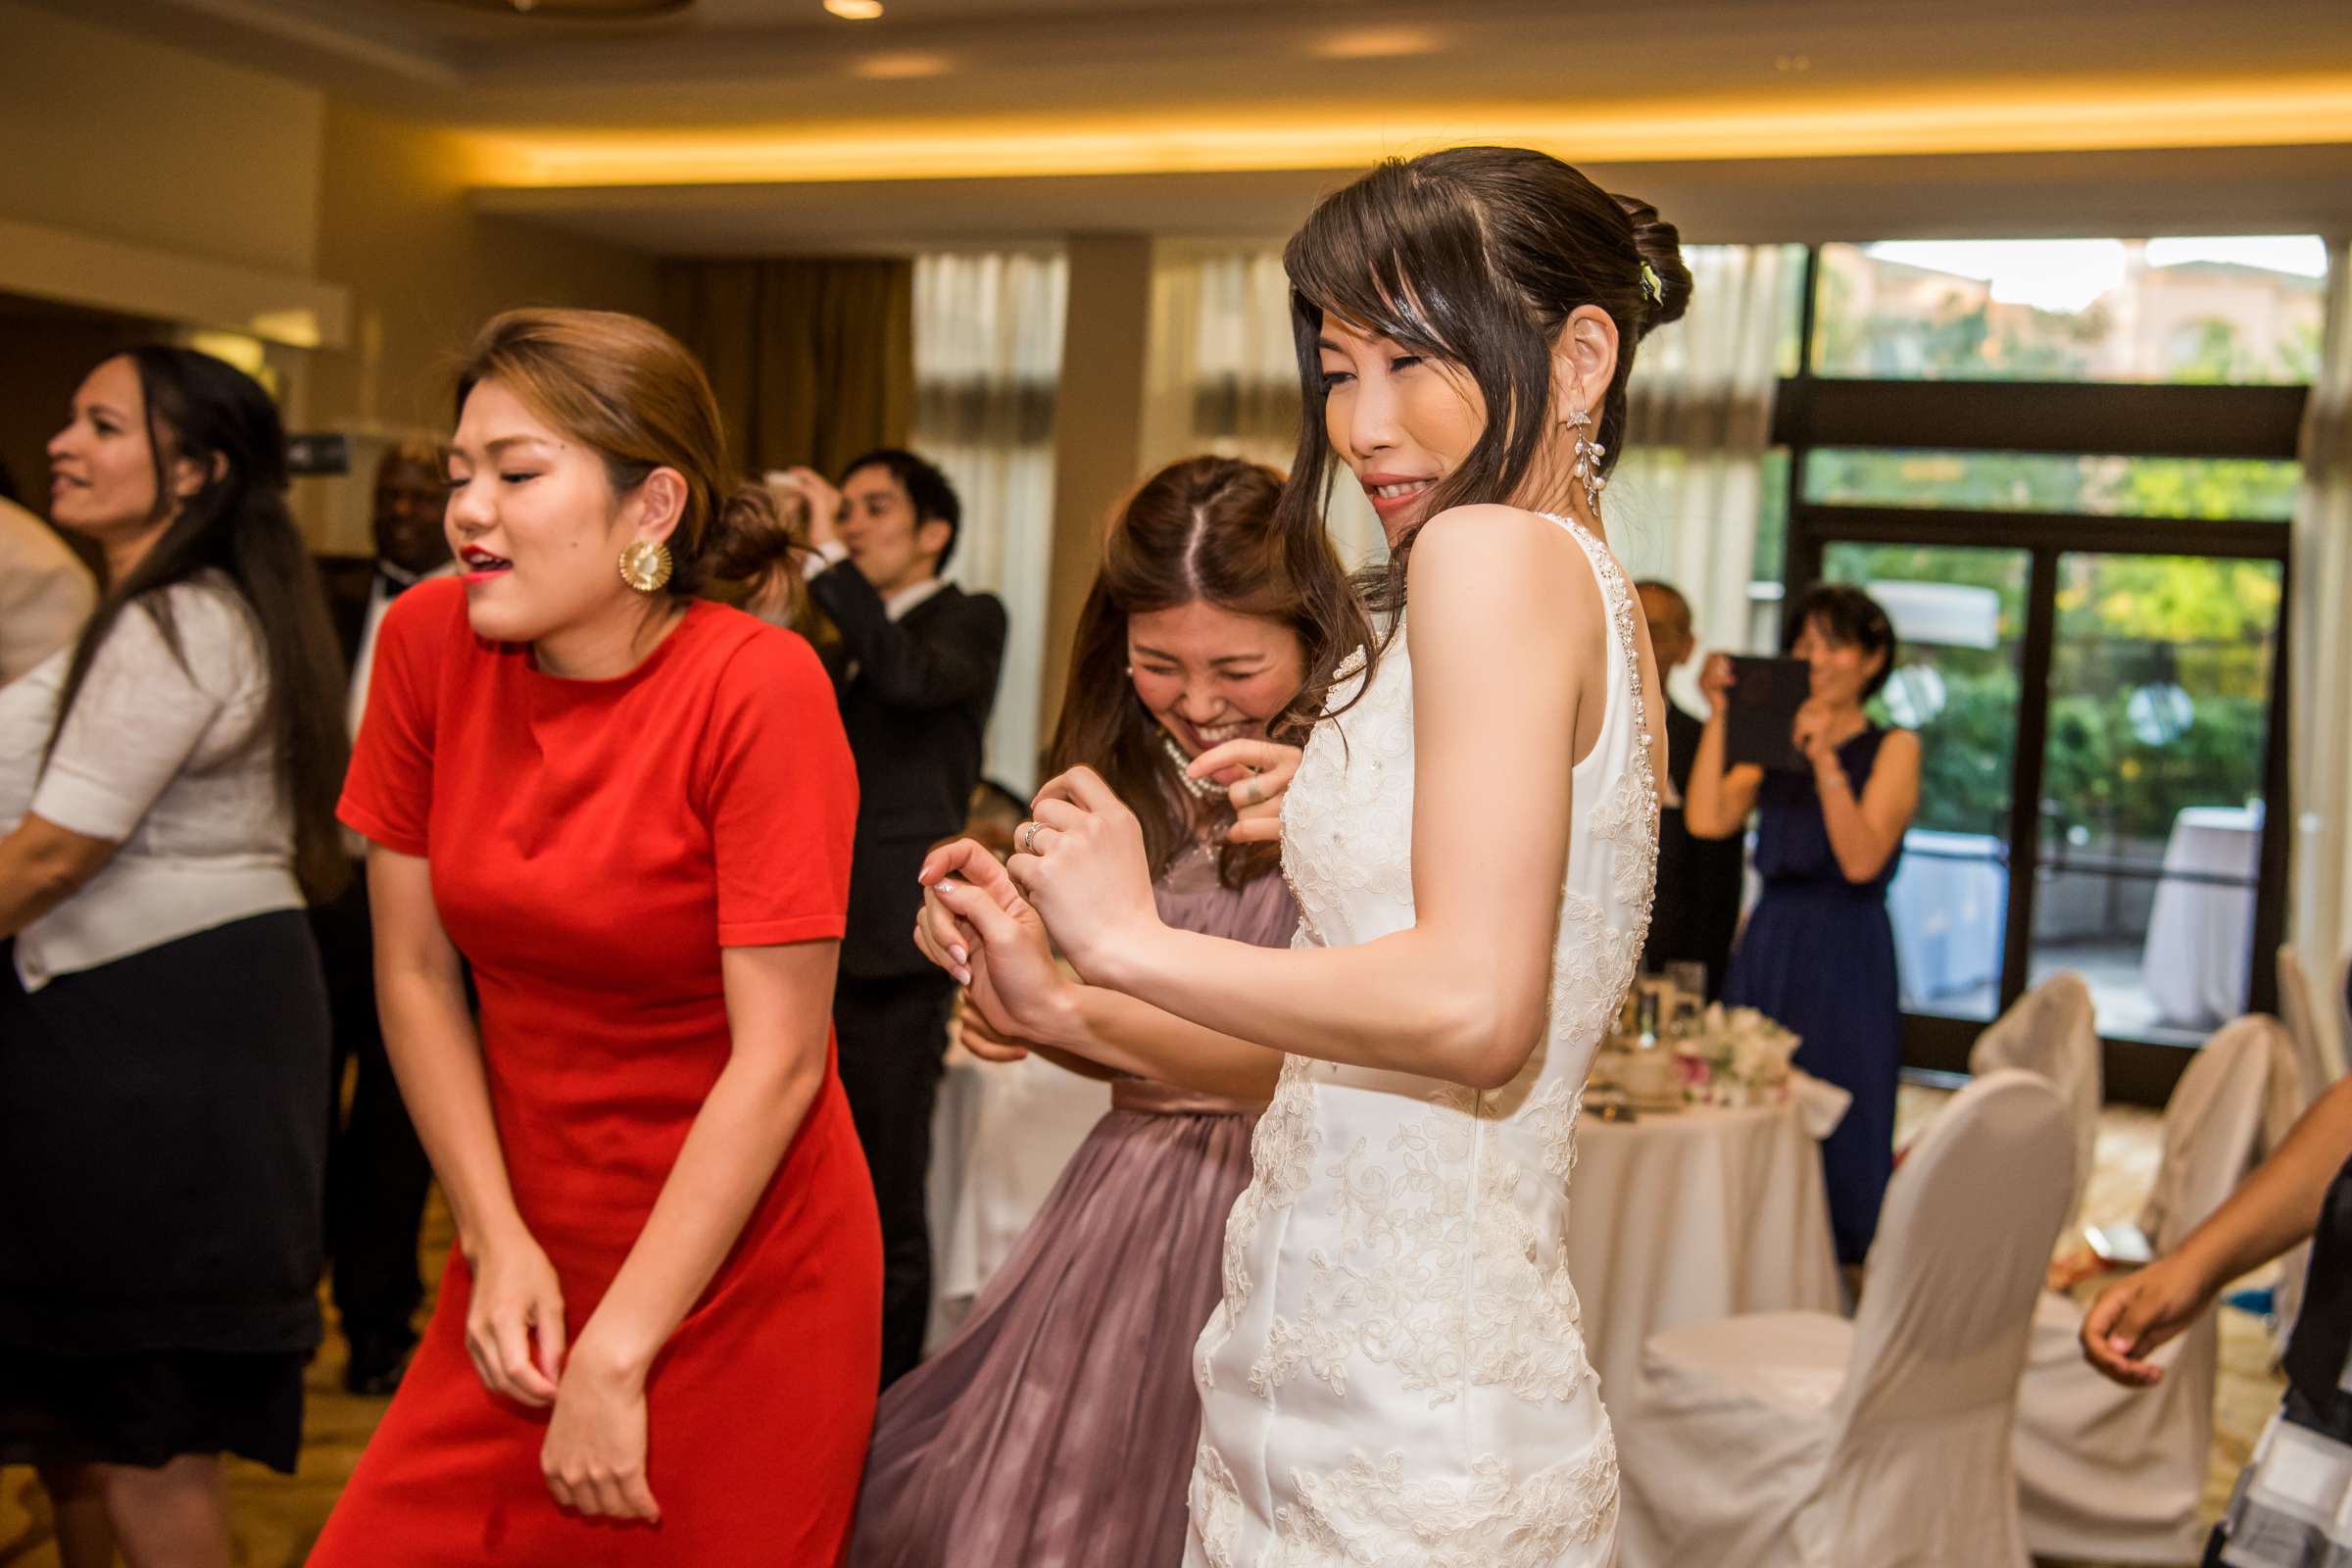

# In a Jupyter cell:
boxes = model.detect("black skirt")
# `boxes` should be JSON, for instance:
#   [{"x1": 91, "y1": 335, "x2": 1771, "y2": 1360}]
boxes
[{"x1": 0, "y1": 910, "x2": 330, "y2": 1469}]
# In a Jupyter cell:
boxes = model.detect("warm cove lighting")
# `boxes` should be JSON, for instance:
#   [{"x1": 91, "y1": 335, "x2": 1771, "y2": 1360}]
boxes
[
  {"x1": 824, "y1": 0, "x2": 883, "y2": 18},
  {"x1": 487, "y1": 73, "x2": 2352, "y2": 187},
  {"x1": 1312, "y1": 26, "x2": 1443, "y2": 60},
  {"x1": 851, "y1": 52, "x2": 949, "y2": 79}
]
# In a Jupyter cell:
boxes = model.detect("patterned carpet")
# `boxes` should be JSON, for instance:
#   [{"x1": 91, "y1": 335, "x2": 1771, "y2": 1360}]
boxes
[{"x1": 0, "y1": 1084, "x2": 2281, "y2": 1566}]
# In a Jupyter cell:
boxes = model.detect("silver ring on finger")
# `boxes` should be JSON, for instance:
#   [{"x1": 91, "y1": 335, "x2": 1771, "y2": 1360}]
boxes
[{"x1": 1018, "y1": 820, "x2": 1044, "y2": 856}]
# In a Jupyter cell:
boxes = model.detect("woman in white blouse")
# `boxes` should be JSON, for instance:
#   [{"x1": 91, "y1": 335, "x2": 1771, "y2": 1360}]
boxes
[{"x1": 0, "y1": 347, "x2": 350, "y2": 1568}]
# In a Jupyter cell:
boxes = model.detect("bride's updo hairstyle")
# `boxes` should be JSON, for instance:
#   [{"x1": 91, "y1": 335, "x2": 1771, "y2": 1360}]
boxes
[{"x1": 1275, "y1": 145, "x2": 1692, "y2": 623}]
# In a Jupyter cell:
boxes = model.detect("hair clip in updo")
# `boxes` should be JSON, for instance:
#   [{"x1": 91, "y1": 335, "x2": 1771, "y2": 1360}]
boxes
[{"x1": 1639, "y1": 261, "x2": 1666, "y2": 307}]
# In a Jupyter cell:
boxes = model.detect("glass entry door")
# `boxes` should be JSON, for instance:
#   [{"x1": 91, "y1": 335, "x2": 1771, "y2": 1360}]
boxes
[
  {"x1": 2026, "y1": 552, "x2": 2284, "y2": 1045},
  {"x1": 1809, "y1": 530, "x2": 2291, "y2": 1096}
]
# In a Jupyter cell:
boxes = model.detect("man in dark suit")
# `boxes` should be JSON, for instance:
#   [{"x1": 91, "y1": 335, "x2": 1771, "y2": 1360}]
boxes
[
  {"x1": 786, "y1": 449, "x2": 1007, "y2": 1387},
  {"x1": 314, "y1": 442, "x2": 451, "y2": 1394},
  {"x1": 1637, "y1": 580, "x2": 1746, "y2": 999}
]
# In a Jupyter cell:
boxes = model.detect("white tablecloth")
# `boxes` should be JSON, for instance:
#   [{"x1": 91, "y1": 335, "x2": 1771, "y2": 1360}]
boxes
[
  {"x1": 1571, "y1": 1101, "x2": 1842, "y2": 1409},
  {"x1": 1886, "y1": 828, "x2": 2006, "y2": 1009},
  {"x1": 2141, "y1": 805, "x2": 2261, "y2": 1029},
  {"x1": 922, "y1": 1045, "x2": 1111, "y2": 1349}
]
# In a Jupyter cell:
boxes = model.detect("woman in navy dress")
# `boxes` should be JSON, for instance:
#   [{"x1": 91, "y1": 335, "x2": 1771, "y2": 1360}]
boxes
[{"x1": 1686, "y1": 584, "x2": 1920, "y2": 1267}]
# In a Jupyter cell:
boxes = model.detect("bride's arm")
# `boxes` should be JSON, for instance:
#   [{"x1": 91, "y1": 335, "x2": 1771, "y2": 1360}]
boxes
[
  {"x1": 994, "y1": 507, "x2": 1642, "y2": 1093},
  {"x1": 916, "y1": 869, "x2": 1285, "y2": 1101}
]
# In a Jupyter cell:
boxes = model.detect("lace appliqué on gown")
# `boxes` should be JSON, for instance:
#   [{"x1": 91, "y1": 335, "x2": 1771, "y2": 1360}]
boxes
[
  {"x1": 1188, "y1": 514, "x2": 1653, "y2": 1568},
  {"x1": 1190, "y1": 1440, "x2": 1245, "y2": 1568},
  {"x1": 1250, "y1": 1087, "x2": 1594, "y2": 1411},
  {"x1": 1199, "y1": 1044, "x2": 1318, "y2": 1393},
  {"x1": 1271, "y1": 1423, "x2": 1621, "y2": 1568}
]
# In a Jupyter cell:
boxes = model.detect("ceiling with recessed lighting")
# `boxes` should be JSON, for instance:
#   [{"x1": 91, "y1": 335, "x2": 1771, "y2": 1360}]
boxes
[
  {"x1": 27, "y1": 0, "x2": 2350, "y2": 130},
  {"x1": 20, "y1": 0, "x2": 2352, "y2": 248}
]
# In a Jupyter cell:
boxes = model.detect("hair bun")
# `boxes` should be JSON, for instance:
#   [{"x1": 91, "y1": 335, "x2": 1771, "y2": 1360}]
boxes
[
  {"x1": 1613, "y1": 194, "x2": 1692, "y2": 334},
  {"x1": 701, "y1": 479, "x2": 808, "y2": 586}
]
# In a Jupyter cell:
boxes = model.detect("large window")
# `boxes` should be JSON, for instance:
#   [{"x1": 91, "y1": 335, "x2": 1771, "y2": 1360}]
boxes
[
  {"x1": 1811, "y1": 238, "x2": 2327, "y2": 384},
  {"x1": 1774, "y1": 236, "x2": 2320, "y2": 1102}
]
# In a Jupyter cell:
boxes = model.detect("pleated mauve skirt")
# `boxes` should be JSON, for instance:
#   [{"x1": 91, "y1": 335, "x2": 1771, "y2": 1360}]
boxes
[{"x1": 852, "y1": 1086, "x2": 1258, "y2": 1568}]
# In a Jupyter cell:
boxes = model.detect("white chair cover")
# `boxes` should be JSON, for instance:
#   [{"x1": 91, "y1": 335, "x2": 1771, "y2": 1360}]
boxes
[
  {"x1": 2280, "y1": 945, "x2": 2336, "y2": 1107},
  {"x1": 1616, "y1": 1070, "x2": 2075, "y2": 1568},
  {"x1": 2273, "y1": 947, "x2": 2333, "y2": 1361},
  {"x1": 2014, "y1": 1015, "x2": 2290, "y2": 1564},
  {"x1": 1970, "y1": 971, "x2": 2103, "y2": 1225}
]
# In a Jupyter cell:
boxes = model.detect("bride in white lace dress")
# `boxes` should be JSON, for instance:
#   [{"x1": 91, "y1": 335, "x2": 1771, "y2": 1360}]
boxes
[{"x1": 913, "y1": 147, "x2": 1690, "y2": 1566}]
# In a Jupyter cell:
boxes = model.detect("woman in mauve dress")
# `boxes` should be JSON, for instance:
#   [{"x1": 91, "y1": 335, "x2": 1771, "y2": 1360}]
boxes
[{"x1": 852, "y1": 455, "x2": 1364, "y2": 1568}]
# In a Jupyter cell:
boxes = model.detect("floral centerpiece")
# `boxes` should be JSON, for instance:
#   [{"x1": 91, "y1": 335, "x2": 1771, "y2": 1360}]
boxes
[{"x1": 1675, "y1": 1004, "x2": 1802, "y2": 1107}]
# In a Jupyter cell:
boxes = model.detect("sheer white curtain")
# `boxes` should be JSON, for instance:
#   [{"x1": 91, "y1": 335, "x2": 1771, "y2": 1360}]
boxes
[
  {"x1": 2290, "y1": 238, "x2": 2352, "y2": 1054},
  {"x1": 1608, "y1": 243, "x2": 1796, "y2": 711},
  {"x1": 911, "y1": 250, "x2": 1067, "y2": 794},
  {"x1": 1141, "y1": 246, "x2": 1385, "y2": 567}
]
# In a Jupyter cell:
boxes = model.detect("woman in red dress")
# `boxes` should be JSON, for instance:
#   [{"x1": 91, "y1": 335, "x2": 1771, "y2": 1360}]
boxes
[{"x1": 311, "y1": 308, "x2": 879, "y2": 1565}]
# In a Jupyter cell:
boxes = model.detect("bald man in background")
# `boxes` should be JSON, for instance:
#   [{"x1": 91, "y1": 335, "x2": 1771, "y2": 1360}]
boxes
[{"x1": 1638, "y1": 579, "x2": 1746, "y2": 998}]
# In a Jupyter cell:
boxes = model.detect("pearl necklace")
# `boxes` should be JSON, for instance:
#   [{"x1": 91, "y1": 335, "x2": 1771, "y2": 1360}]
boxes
[{"x1": 1162, "y1": 733, "x2": 1227, "y2": 802}]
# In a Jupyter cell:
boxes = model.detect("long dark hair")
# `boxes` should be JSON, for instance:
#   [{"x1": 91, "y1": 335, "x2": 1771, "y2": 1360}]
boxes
[
  {"x1": 1046, "y1": 455, "x2": 1364, "y2": 890},
  {"x1": 46, "y1": 347, "x2": 352, "y2": 903},
  {"x1": 1273, "y1": 146, "x2": 1693, "y2": 693}
]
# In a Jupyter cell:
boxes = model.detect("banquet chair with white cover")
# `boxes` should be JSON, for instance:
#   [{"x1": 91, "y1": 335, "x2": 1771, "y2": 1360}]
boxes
[
  {"x1": 1970, "y1": 971, "x2": 2102, "y2": 1225},
  {"x1": 2012, "y1": 1014, "x2": 2291, "y2": 1564},
  {"x1": 2278, "y1": 944, "x2": 2338, "y2": 1106},
  {"x1": 2270, "y1": 946, "x2": 2335, "y2": 1358},
  {"x1": 1615, "y1": 1070, "x2": 2074, "y2": 1568}
]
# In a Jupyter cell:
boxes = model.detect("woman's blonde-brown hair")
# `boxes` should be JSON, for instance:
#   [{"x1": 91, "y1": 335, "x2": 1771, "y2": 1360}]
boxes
[{"x1": 452, "y1": 308, "x2": 788, "y2": 598}]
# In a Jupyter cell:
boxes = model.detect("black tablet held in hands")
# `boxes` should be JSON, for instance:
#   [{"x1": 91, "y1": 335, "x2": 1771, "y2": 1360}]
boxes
[{"x1": 1725, "y1": 656, "x2": 1811, "y2": 772}]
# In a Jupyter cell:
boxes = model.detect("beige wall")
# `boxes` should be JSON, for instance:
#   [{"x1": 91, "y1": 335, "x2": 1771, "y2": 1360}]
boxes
[
  {"x1": 1039, "y1": 235, "x2": 1153, "y2": 743},
  {"x1": 0, "y1": 5, "x2": 662, "y2": 551},
  {"x1": 0, "y1": 0, "x2": 323, "y2": 277},
  {"x1": 307, "y1": 103, "x2": 661, "y2": 441}
]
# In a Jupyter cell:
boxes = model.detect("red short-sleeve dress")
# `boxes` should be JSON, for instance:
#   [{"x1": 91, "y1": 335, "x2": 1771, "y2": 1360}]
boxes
[{"x1": 311, "y1": 578, "x2": 881, "y2": 1566}]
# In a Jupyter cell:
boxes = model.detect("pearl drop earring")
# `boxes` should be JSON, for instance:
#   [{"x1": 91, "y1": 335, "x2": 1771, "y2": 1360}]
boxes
[{"x1": 1567, "y1": 400, "x2": 1606, "y2": 515}]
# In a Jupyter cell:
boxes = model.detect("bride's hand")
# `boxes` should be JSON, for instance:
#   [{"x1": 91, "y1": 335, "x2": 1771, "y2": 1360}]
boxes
[
  {"x1": 1190, "y1": 738, "x2": 1302, "y2": 846},
  {"x1": 919, "y1": 842, "x2": 1080, "y2": 1045},
  {"x1": 1008, "y1": 767, "x2": 1163, "y2": 982}
]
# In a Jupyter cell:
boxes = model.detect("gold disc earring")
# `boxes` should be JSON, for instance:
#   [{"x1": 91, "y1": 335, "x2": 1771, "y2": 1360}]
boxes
[{"x1": 618, "y1": 539, "x2": 674, "y2": 593}]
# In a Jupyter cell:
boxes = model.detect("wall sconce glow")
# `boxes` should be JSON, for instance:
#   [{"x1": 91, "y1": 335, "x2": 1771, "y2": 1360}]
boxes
[
  {"x1": 852, "y1": 52, "x2": 950, "y2": 79},
  {"x1": 1311, "y1": 26, "x2": 1442, "y2": 61},
  {"x1": 824, "y1": 0, "x2": 884, "y2": 18},
  {"x1": 185, "y1": 329, "x2": 270, "y2": 374},
  {"x1": 245, "y1": 310, "x2": 323, "y2": 349}
]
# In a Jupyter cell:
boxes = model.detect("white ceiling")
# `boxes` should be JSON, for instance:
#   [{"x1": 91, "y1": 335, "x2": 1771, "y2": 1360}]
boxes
[
  {"x1": 30, "y1": 0, "x2": 2352, "y2": 250},
  {"x1": 36, "y1": 0, "x2": 2352, "y2": 129}
]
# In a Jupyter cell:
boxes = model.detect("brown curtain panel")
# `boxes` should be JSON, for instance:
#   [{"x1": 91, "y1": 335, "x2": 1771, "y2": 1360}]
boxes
[{"x1": 658, "y1": 256, "x2": 915, "y2": 480}]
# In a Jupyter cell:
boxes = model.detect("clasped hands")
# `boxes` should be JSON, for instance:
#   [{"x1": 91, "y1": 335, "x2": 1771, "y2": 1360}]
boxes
[
  {"x1": 464, "y1": 1232, "x2": 662, "y2": 1525},
  {"x1": 914, "y1": 739, "x2": 1300, "y2": 1058}
]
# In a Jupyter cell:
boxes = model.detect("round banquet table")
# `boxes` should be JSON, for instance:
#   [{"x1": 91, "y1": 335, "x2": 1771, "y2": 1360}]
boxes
[
  {"x1": 2140, "y1": 804, "x2": 2261, "y2": 1030},
  {"x1": 1570, "y1": 1099, "x2": 1843, "y2": 1410}
]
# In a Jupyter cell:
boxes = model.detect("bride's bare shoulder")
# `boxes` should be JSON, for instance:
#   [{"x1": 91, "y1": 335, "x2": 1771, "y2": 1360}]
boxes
[{"x1": 1406, "y1": 505, "x2": 1604, "y2": 614}]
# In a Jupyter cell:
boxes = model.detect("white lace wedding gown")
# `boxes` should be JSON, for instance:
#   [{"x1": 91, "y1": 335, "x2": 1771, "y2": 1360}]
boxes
[{"x1": 1184, "y1": 514, "x2": 1658, "y2": 1568}]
